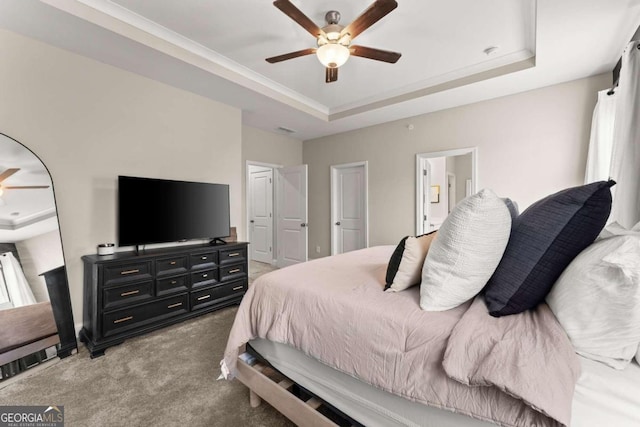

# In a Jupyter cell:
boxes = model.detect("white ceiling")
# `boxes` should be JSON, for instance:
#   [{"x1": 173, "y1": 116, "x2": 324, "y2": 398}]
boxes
[
  {"x1": 0, "y1": 0, "x2": 639, "y2": 140},
  {"x1": 0, "y1": 134, "x2": 58, "y2": 243}
]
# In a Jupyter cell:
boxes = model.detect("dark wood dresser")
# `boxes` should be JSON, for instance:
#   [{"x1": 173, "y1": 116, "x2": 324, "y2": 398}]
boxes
[{"x1": 79, "y1": 242, "x2": 248, "y2": 357}]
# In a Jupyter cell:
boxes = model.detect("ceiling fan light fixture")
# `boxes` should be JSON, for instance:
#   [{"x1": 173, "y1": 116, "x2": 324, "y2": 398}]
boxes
[{"x1": 316, "y1": 43, "x2": 350, "y2": 68}]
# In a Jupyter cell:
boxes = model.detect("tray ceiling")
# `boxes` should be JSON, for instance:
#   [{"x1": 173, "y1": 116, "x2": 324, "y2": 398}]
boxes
[{"x1": 1, "y1": 0, "x2": 639, "y2": 139}]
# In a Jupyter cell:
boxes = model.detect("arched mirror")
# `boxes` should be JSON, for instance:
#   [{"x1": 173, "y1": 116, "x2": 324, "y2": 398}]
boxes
[{"x1": 0, "y1": 133, "x2": 76, "y2": 380}]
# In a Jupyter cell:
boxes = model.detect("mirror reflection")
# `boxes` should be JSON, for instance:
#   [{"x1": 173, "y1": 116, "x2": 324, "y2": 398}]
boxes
[
  {"x1": 0, "y1": 134, "x2": 69, "y2": 380},
  {"x1": 416, "y1": 148, "x2": 477, "y2": 234}
]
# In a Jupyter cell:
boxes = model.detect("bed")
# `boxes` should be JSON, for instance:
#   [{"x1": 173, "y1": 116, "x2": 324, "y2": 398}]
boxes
[
  {"x1": 222, "y1": 246, "x2": 640, "y2": 427},
  {"x1": 0, "y1": 302, "x2": 59, "y2": 366}
]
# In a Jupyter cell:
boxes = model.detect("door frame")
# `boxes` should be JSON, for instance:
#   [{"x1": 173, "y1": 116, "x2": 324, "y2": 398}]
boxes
[
  {"x1": 415, "y1": 147, "x2": 478, "y2": 235},
  {"x1": 246, "y1": 161, "x2": 282, "y2": 265},
  {"x1": 446, "y1": 172, "x2": 456, "y2": 215},
  {"x1": 330, "y1": 161, "x2": 369, "y2": 256}
]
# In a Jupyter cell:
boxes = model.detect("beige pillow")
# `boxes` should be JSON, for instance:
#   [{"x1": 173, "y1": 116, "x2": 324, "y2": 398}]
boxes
[{"x1": 385, "y1": 232, "x2": 437, "y2": 292}]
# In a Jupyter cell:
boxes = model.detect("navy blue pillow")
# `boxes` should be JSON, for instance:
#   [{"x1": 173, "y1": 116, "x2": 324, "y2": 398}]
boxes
[{"x1": 484, "y1": 180, "x2": 615, "y2": 317}]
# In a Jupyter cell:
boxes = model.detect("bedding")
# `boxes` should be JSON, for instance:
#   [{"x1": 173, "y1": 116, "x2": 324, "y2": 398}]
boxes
[
  {"x1": 546, "y1": 235, "x2": 640, "y2": 369},
  {"x1": 420, "y1": 189, "x2": 512, "y2": 311},
  {"x1": 223, "y1": 246, "x2": 580, "y2": 427},
  {"x1": 484, "y1": 180, "x2": 615, "y2": 317},
  {"x1": 385, "y1": 231, "x2": 437, "y2": 292},
  {"x1": 249, "y1": 340, "x2": 640, "y2": 427}
]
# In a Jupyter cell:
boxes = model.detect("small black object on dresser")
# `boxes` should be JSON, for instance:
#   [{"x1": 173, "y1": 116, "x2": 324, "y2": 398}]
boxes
[{"x1": 79, "y1": 242, "x2": 248, "y2": 358}]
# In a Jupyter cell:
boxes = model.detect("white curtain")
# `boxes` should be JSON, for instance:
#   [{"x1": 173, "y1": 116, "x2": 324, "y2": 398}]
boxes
[
  {"x1": 609, "y1": 41, "x2": 640, "y2": 229},
  {"x1": 0, "y1": 252, "x2": 36, "y2": 308},
  {"x1": 585, "y1": 90, "x2": 616, "y2": 183}
]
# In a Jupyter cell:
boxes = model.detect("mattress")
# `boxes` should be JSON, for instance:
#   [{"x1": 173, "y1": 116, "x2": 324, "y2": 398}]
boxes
[{"x1": 250, "y1": 338, "x2": 640, "y2": 427}]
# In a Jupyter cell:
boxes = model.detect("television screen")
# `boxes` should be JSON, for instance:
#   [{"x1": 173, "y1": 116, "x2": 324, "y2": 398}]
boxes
[{"x1": 118, "y1": 176, "x2": 230, "y2": 246}]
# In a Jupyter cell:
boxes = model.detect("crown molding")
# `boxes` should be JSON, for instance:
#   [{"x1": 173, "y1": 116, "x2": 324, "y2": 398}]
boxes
[{"x1": 41, "y1": 0, "x2": 330, "y2": 119}]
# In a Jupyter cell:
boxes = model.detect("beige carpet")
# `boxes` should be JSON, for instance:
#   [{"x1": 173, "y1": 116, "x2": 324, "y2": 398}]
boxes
[{"x1": 0, "y1": 261, "x2": 292, "y2": 426}]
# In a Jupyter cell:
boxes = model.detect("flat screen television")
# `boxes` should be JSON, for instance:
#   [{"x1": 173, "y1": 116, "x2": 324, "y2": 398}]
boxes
[{"x1": 118, "y1": 176, "x2": 230, "y2": 246}]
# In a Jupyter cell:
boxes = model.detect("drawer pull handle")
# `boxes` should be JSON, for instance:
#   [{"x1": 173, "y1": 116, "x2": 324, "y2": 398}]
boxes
[
  {"x1": 201, "y1": 256, "x2": 208, "y2": 260},
  {"x1": 232, "y1": 286, "x2": 244, "y2": 291},
  {"x1": 197, "y1": 295, "x2": 211, "y2": 301},
  {"x1": 169, "y1": 261, "x2": 177, "y2": 265},
  {"x1": 120, "y1": 290, "x2": 140, "y2": 297},
  {"x1": 229, "y1": 269, "x2": 241, "y2": 274},
  {"x1": 171, "y1": 280, "x2": 177, "y2": 285},
  {"x1": 228, "y1": 253, "x2": 240, "y2": 257},
  {"x1": 120, "y1": 269, "x2": 140, "y2": 275},
  {"x1": 114, "y1": 316, "x2": 133, "y2": 324},
  {"x1": 202, "y1": 274, "x2": 208, "y2": 278},
  {"x1": 167, "y1": 302, "x2": 183, "y2": 309}
]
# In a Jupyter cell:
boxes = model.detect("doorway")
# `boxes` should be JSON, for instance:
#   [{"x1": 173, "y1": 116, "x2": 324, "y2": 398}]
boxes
[
  {"x1": 447, "y1": 172, "x2": 456, "y2": 214},
  {"x1": 276, "y1": 165, "x2": 308, "y2": 267},
  {"x1": 416, "y1": 148, "x2": 477, "y2": 235},
  {"x1": 246, "y1": 162, "x2": 308, "y2": 268},
  {"x1": 331, "y1": 162, "x2": 368, "y2": 255},
  {"x1": 247, "y1": 165, "x2": 274, "y2": 264}
]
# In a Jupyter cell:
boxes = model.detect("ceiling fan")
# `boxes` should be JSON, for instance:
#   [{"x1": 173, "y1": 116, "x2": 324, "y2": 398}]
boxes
[
  {"x1": 0, "y1": 168, "x2": 50, "y2": 199},
  {"x1": 266, "y1": 0, "x2": 401, "y2": 83}
]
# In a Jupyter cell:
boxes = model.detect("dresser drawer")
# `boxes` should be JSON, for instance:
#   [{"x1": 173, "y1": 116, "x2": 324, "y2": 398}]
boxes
[
  {"x1": 190, "y1": 251, "x2": 217, "y2": 270},
  {"x1": 103, "y1": 281, "x2": 153, "y2": 309},
  {"x1": 191, "y1": 268, "x2": 218, "y2": 289},
  {"x1": 156, "y1": 255, "x2": 188, "y2": 276},
  {"x1": 219, "y1": 263, "x2": 247, "y2": 282},
  {"x1": 102, "y1": 293, "x2": 188, "y2": 337},
  {"x1": 104, "y1": 261, "x2": 152, "y2": 286},
  {"x1": 219, "y1": 247, "x2": 246, "y2": 266},
  {"x1": 190, "y1": 280, "x2": 246, "y2": 311},
  {"x1": 156, "y1": 274, "x2": 189, "y2": 297}
]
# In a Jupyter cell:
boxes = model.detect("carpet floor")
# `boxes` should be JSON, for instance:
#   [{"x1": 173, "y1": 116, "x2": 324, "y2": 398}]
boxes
[{"x1": 0, "y1": 261, "x2": 293, "y2": 426}]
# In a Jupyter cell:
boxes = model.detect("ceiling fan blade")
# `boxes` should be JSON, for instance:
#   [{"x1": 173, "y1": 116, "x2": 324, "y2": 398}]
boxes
[
  {"x1": 325, "y1": 67, "x2": 338, "y2": 83},
  {"x1": 4, "y1": 186, "x2": 50, "y2": 189},
  {"x1": 0, "y1": 168, "x2": 20, "y2": 183},
  {"x1": 266, "y1": 48, "x2": 317, "y2": 64},
  {"x1": 341, "y1": 0, "x2": 398, "y2": 41},
  {"x1": 350, "y1": 45, "x2": 401, "y2": 63},
  {"x1": 273, "y1": 0, "x2": 326, "y2": 38}
]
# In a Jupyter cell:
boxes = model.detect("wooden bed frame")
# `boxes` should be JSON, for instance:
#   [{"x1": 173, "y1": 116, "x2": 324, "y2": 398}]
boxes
[
  {"x1": 0, "y1": 302, "x2": 59, "y2": 366},
  {"x1": 236, "y1": 352, "x2": 361, "y2": 427}
]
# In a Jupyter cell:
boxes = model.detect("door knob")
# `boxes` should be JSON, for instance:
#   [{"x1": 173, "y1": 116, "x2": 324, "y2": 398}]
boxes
[
  {"x1": 250, "y1": 220, "x2": 255, "y2": 223},
  {"x1": 300, "y1": 223, "x2": 307, "y2": 227},
  {"x1": 335, "y1": 222, "x2": 341, "y2": 226}
]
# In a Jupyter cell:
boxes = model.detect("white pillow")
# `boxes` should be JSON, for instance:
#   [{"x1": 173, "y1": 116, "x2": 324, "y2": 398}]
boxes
[
  {"x1": 546, "y1": 235, "x2": 640, "y2": 369},
  {"x1": 420, "y1": 189, "x2": 513, "y2": 311},
  {"x1": 386, "y1": 232, "x2": 437, "y2": 292}
]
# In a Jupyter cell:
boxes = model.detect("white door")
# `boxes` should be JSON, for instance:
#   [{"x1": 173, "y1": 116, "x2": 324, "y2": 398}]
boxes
[
  {"x1": 277, "y1": 165, "x2": 308, "y2": 267},
  {"x1": 423, "y1": 160, "x2": 435, "y2": 233},
  {"x1": 447, "y1": 172, "x2": 456, "y2": 214},
  {"x1": 249, "y1": 168, "x2": 273, "y2": 263},
  {"x1": 331, "y1": 162, "x2": 368, "y2": 255}
]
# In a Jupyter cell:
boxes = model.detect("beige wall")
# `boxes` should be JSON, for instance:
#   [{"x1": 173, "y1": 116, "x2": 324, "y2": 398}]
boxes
[
  {"x1": 0, "y1": 30, "x2": 243, "y2": 328},
  {"x1": 242, "y1": 126, "x2": 303, "y2": 167},
  {"x1": 304, "y1": 74, "x2": 610, "y2": 258},
  {"x1": 15, "y1": 229, "x2": 65, "y2": 303}
]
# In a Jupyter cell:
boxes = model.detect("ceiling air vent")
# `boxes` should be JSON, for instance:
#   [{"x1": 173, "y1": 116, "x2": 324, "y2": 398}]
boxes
[{"x1": 277, "y1": 126, "x2": 296, "y2": 134}]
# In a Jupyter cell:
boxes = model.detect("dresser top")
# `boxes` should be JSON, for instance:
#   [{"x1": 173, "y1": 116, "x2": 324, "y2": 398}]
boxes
[{"x1": 82, "y1": 241, "x2": 248, "y2": 264}]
